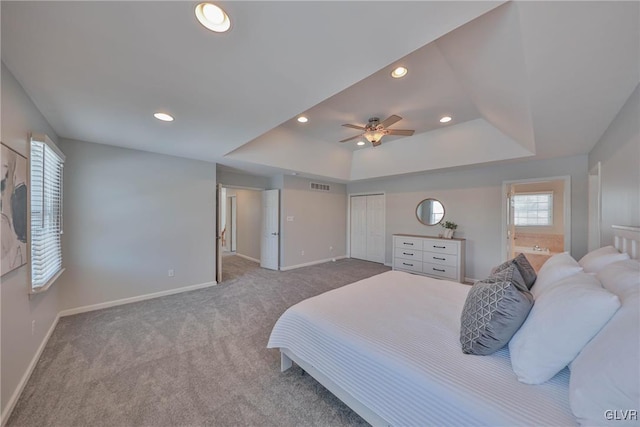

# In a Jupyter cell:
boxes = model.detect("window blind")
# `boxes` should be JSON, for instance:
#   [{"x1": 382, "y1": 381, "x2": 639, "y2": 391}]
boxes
[
  {"x1": 513, "y1": 192, "x2": 553, "y2": 226},
  {"x1": 30, "y1": 136, "x2": 64, "y2": 290}
]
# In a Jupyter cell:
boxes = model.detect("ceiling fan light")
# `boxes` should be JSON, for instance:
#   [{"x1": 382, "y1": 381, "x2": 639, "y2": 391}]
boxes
[{"x1": 364, "y1": 130, "x2": 385, "y2": 143}]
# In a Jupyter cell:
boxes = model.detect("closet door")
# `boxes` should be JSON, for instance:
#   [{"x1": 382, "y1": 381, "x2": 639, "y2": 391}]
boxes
[
  {"x1": 350, "y1": 196, "x2": 367, "y2": 260},
  {"x1": 366, "y1": 194, "x2": 385, "y2": 264}
]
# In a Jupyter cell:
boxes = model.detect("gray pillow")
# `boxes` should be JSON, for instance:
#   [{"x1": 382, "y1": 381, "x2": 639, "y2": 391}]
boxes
[
  {"x1": 460, "y1": 266, "x2": 534, "y2": 355},
  {"x1": 491, "y1": 253, "x2": 537, "y2": 289}
]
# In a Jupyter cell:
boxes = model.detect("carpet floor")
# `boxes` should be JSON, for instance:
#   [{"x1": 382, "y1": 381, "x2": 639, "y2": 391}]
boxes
[{"x1": 8, "y1": 257, "x2": 390, "y2": 427}]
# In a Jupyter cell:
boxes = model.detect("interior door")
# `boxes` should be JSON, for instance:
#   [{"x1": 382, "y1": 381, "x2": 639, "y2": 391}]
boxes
[
  {"x1": 507, "y1": 186, "x2": 516, "y2": 259},
  {"x1": 350, "y1": 196, "x2": 367, "y2": 260},
  {"x1": 261, "y1": 189, "x2": 279, "y2": 270},
  {"x1": 366, "y1": 194, "x2": 385, "y2": 263},
  {"x1": 216, "y1": 183, "x2": 222, "y2": 283}
]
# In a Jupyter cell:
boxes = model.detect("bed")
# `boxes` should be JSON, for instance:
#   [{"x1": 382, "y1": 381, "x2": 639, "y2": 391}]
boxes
[{"x1": 267, "y1": 226, "x2": 640, "y2": 426}]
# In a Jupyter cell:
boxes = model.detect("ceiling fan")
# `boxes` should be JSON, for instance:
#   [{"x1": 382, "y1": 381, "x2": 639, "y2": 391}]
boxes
[{"x1": 340, "y1": 115, "x2": 415, "y2": 147}]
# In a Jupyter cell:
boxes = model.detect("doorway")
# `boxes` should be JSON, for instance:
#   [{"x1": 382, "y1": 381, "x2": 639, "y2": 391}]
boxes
[
  {"x1": 216, "y1": 185, "x2": 279, "y2": 282},
  {"x1": 502, "y1": 177, "x2": 571, "y2": 272}
]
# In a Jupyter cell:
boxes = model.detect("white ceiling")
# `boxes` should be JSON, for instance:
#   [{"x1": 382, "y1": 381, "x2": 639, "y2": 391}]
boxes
[{"x1": 2, "y1": 1, "x2": 639, "y2": 182}]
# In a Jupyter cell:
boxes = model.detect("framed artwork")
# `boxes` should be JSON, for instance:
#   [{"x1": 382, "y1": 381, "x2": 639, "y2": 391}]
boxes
[{"x1": 1, "y1": 142, "x2": 28, "y2": 276}]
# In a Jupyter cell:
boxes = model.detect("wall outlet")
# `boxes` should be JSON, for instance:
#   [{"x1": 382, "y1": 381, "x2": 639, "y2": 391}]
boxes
[
  {"x1": 31, "y1": 320, "x2": 36, "y2": 336},
  {"x1": 168, "y1": 269, "x2": 175, "y2": 277},
  {"x1": 301, "y1": 250, "x2": 304, "y2": 256},
  {"x1": 287, "y1": 216, "x2": 294, "y2": 222}
]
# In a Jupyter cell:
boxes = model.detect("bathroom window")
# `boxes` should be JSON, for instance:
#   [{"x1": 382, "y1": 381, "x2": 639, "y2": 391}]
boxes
[{"x1": 513, "y1": 192, "x2": 553, "y2": 226}]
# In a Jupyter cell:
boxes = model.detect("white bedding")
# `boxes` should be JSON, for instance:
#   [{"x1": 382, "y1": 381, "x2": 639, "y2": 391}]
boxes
[{"x1": 268, "y1": 270, "x2": 576, "y2": 426}]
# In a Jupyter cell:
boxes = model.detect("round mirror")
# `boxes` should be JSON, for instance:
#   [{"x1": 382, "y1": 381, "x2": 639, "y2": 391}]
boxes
[{"x1": 416, "y1": 198, "x2": 445, "y2": 226}]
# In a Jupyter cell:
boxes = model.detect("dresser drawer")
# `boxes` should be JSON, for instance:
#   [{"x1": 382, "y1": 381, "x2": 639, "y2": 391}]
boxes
[
  {"x1": 423, "y1": 252, "x2": 458, "y2": 267},
  {"x1": 423, "y1": 240, "x2": 458, "y2": 255},
  {"x1": 395, "y1": 236, "x2": 423, "y2": 250},
  {"x1": 396, "y1": 248, "x2": 422, "y2": 261},
  {"x1": 423, "y1": 262, "x2": 458, "y2": 280},
  {"x1": 394, "y1": 258, "x2": 423, "y2": 273}
]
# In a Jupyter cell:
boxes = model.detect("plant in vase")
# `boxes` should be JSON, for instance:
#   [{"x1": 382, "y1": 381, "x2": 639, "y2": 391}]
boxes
[{"x1": 441, "y1": 221, "x2": 458, "y2": 239}]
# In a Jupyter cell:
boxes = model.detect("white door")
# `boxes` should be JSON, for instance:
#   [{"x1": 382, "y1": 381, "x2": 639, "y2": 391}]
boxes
[
  {"x1": 366, "y1": 194, "x2": 385, "y2": 263},
  {"x1": 350, "y1": 194, "x2": 385, "y2": 263},
  {"x1": 350, "y1": 196, "x2": 367, "y2": 260},
  {"x1": 261, "y1": 189, "x2": 279, "y2": 270}
]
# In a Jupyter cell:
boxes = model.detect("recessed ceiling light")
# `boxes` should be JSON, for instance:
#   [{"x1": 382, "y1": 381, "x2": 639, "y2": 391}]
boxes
[
  {"x1": 439, "y1": 116, "x2": 452, "y2": 123},
  {"x1": 195, "y1": 3, "x2": 231, "y2": 33},
  {"x1": 154, "y1": 112, "x2": 174, "y2": 122},
  {"x1": 297, "y1": 116, "x2": 308, "y2": 123},
  {"x1": 391, "y1": 66, "x2": 408, "y2": 78},
  {"x1": 356, "y1": 141, "x2": 366, "y2": 146}
]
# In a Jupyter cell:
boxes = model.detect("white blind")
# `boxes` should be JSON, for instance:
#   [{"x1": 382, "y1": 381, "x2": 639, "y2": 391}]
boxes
[
  {"x1": 30, "y1": 138, "x2": 64, "y2": 289},
  {"x1": 513, "y1": 192, "x2": 553, "y2": 226}
]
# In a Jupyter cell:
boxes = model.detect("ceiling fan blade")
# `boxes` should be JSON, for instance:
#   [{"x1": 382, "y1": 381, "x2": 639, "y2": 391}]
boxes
[
  {"x1": 379, "y1": 115, "x2": 402, "y2": 128},
  {"x1": 342, "y1": 124, "x2": 366, "y2": 130},
  {"x1": 339, "y1": 134, "x2": 363, "y2": 143},
  {"x1": 387, "y1": 129, "x2": 415, "y2": 136}
]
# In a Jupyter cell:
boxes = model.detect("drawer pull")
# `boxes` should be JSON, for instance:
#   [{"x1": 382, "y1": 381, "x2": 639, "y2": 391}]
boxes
[
  {"x1": 403, "y1": 262, "x2": 414, "y2": 267},
  {"x1": 433, "y1": 268, "x2": 446, "y2": 272},
  {"x1": 433, "y1": 245, "x2": 446, "y2": 249},
  {"x1": 433, "y1": 257, "x2": 445, "y2": 260},
  {"x1": 403, "y1": 252, "x2": 414, "y2": 256},
  {"x1": 404, "y1": 242, "x2": 414, "y2": 246}
]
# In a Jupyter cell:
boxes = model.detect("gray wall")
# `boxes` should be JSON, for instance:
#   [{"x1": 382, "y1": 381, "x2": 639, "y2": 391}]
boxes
[
  {"x1": 57, "y1": 139, "x2": 217, "y2": 310},
  {"x1": 1, "y1": 63, "x2": 61, "y2": 419},
  {"x1": 225, "y1": 188, "x2": 261, "y2": 261},
  {"x1": 347, "y1": 155, "x2": 589, "y2": 280},
  {"x1": 217, "y1": 168, "x2": 269, "y2": 189},
  {"x1": 279, "y1": 175, "x2": 347, "y2": 268},
  {"x1": 589, "y1": 85, "x2": 640, "y2": 245}
]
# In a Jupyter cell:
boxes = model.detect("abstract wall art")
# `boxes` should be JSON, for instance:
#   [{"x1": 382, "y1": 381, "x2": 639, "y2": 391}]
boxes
[{"x1": 1, "y1": 143, "x2": 28, "y2": 276}]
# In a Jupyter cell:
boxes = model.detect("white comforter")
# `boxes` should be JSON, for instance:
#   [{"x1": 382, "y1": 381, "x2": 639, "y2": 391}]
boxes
[{"x1": 268, "y1": 270, "x2": 575, "y2": 426}]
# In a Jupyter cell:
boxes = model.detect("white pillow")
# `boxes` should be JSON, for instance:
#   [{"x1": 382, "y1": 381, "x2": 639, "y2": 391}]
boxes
[
  {"x1": 578, "y1": 245, "x2": 630, "y2": 274},
  {"x1": 509, "y1": 272, "x2": 620, "y2": 384},
  {"x1": 530, "y1": 252, "x2": 583, "y2": 298},
  {"x1": 570, "y1": 260, "x2": 639, "y2": 426},
  {"x1": 597, "y1": 259, "x2": 640, "y2": 298}
]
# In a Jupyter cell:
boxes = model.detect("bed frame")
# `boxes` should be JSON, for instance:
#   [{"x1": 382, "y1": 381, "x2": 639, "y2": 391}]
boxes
[
  {"x1": 279, "y1": 225, "x2": 640, "y2": 427},
  {"x1": 612, "y1": 225, "x2": 639, "y2": 259}
]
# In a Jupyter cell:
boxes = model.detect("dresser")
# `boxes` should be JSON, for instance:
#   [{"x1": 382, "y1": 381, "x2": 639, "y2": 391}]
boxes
[{"x1": 392, "y1": 234, "x2": 466, "y2": 283}]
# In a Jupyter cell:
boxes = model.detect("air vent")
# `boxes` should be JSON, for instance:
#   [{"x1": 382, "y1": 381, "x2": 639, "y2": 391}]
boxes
[{"x1": 310, "y1": 182, "x2": 331, "y2": 192}]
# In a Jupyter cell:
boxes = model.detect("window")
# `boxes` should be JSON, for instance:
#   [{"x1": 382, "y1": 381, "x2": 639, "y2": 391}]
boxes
[
  {"x1": 30, "y1": 134, "x2": 65, "y2": 291},
  {"x1": 513, "y1": 192, "x2": 553, "y2": 226}
]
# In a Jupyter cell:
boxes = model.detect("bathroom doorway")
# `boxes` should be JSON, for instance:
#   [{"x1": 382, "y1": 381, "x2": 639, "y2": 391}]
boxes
[{"x1": 502, "y1": 177, "x2": 571, "y2": 271}]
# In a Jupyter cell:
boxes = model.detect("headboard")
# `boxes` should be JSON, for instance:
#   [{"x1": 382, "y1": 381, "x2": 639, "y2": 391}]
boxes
[{"x1": 612, "y1": 225, "x2": 640, "y2": 260}]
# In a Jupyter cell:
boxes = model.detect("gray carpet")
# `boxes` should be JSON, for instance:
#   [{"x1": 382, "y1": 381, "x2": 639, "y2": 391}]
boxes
[{"x1": 8, "y1": 257, "x2": 390, "y2": 427}]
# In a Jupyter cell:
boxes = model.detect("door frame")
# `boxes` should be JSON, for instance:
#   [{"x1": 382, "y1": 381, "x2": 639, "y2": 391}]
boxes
[
  {"x1": 216, "y1": 184, "x2": 265, "y2": 282},
  {"x1": 347, "y1": 192, "x2": 386, "y2": 263},
  {"x1": 588, "y1": 162, "x2": 602, "y2": 251},
  {"x1": 501, "y1": 176, "x2": 571, "y2": 261}
]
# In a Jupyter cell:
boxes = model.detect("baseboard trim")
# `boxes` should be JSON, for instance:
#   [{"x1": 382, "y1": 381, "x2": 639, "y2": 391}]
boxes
[
  {"x1": 58, "y1": 281, "x2": 217, "y2": 317},
  {"x1": 233, "y1": 253, "x2": 260, "y2": 264},
  {"x1": 280, "y1": 256, "x2": 347, "y2": 271},
  {"x1": 1, "y1": 313, "x2": 60, "y2": 427}
]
